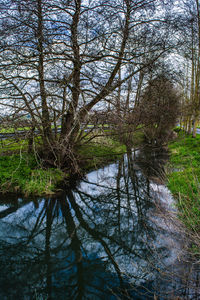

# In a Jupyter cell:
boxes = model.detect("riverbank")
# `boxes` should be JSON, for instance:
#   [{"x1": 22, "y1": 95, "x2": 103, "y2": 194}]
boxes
[
  {"x1": 167, "y1": 131, "x2": 200, "y2": 239},
  {"x1": 0, "y1": 136, "x2": 126, "y2": 196}
]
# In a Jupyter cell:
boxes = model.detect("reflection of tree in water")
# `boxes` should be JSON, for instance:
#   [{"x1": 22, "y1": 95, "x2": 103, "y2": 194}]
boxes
[
  {"x1": 0, "y1": 151, "x2": 199, "y2": 299},
  {"x1": 135, "y1": 146, "x2": 169, "y2": 184}
]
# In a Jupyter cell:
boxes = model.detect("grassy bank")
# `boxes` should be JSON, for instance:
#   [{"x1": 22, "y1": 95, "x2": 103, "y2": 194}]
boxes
[
  {"x1": 0, "y1": 154, "x2": 65, "y2": 196},
  {"x1": 0, "y1": 136, "x2": 126, "y2": 196},
  {"x1": 77, "y1": 136, "x2": 126, "y2": 171},
  {"x1": 167, "y1": 131, "x2": 200, "y2": 233}
]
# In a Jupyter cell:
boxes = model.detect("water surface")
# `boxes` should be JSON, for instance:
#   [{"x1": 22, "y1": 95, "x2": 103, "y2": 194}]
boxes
[{"x1": 0, "y1": 148, "x2": 199, "y2": 299}]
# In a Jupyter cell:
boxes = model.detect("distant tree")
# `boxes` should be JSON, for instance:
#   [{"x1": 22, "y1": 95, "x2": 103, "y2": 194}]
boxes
[
  {"x1": 177, "y1": 0, "x2": 200, "y2": 137},
  {"x1": 138, "y1": 75, "x2": 180, "y2": 145}
]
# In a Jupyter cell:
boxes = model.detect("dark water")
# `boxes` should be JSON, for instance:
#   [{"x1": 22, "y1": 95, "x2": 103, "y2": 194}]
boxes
[{"x1": 0, "y1": 148, "x2": 199, "y2": 300}]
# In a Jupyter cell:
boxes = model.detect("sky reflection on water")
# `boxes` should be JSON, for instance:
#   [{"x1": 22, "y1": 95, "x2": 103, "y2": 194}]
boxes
[{"x1": 0, "y1": 148, "x2": 199, "y2": 299}]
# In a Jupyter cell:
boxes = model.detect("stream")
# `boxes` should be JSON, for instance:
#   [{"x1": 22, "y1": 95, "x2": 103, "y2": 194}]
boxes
[{"x1": 0, "y1": 148, "x2": 199, "y2": 299}]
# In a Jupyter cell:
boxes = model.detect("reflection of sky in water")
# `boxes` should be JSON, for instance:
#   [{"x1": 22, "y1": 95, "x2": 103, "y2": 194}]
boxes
[
  {"x1": 0, "y1": 153, "x2": 199, "y2": 299},
  {"x1": 0, "y1": 204, "x2": 9, "y2": 212},
  {"x1": 80, "y1": 163, "x2": 119, "y2": 196}
]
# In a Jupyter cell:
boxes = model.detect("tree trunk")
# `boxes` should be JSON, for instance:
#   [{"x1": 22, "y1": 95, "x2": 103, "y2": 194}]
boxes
[
  {"x1": 193, "y1": 117, "x2": 198, "y2": 138},
  {"x1": 135, "y1": 70, "x2": 144, "y2": 107},
  {"x1": 37, "y1": 0, "x2": 52, "y2": 146},
  {"x1": 188, "y1": 117, "x2": 192, "y2": 135}
]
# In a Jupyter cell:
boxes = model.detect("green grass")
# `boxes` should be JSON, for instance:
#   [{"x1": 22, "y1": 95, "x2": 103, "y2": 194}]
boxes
[
  {"x1": 108, "y1": 126, "x2": 144, "y2": 148},
  {"x1": 0, "y1": 126, "x2": 30, "y2": 134},
  {"x1": 77, "y1": 136, "x2": 126, "y2": 171},
  {"x1": 0, "y1": 138, "x2": 28, "y2": 154},
  {"x1": 0, "y1": 154, "x2": 65, "y2": 196},
  {"x1": 168, "y1": 131, "x2": 200, "y2": 232},
  {"x1": 0, "y1": 124, "x2": 62, "y2": 134},
  {"x1": 131, "y1": 128, "x2": 144, "y2": 146},
  {"x1": 0, "y1": 134, "x2": 126, "y2": 196}
]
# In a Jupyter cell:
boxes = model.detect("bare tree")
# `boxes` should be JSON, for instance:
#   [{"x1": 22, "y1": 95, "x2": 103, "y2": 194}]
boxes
[
  {"x1": 138, "y1": 75, "x2": 180, "y2": 145},
  {"x1": 177, "y1": 0, "x2": 200, "y2": 136},
  {"x1": 0, "y1": 0, "x2": 176, "y2": 169}
]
